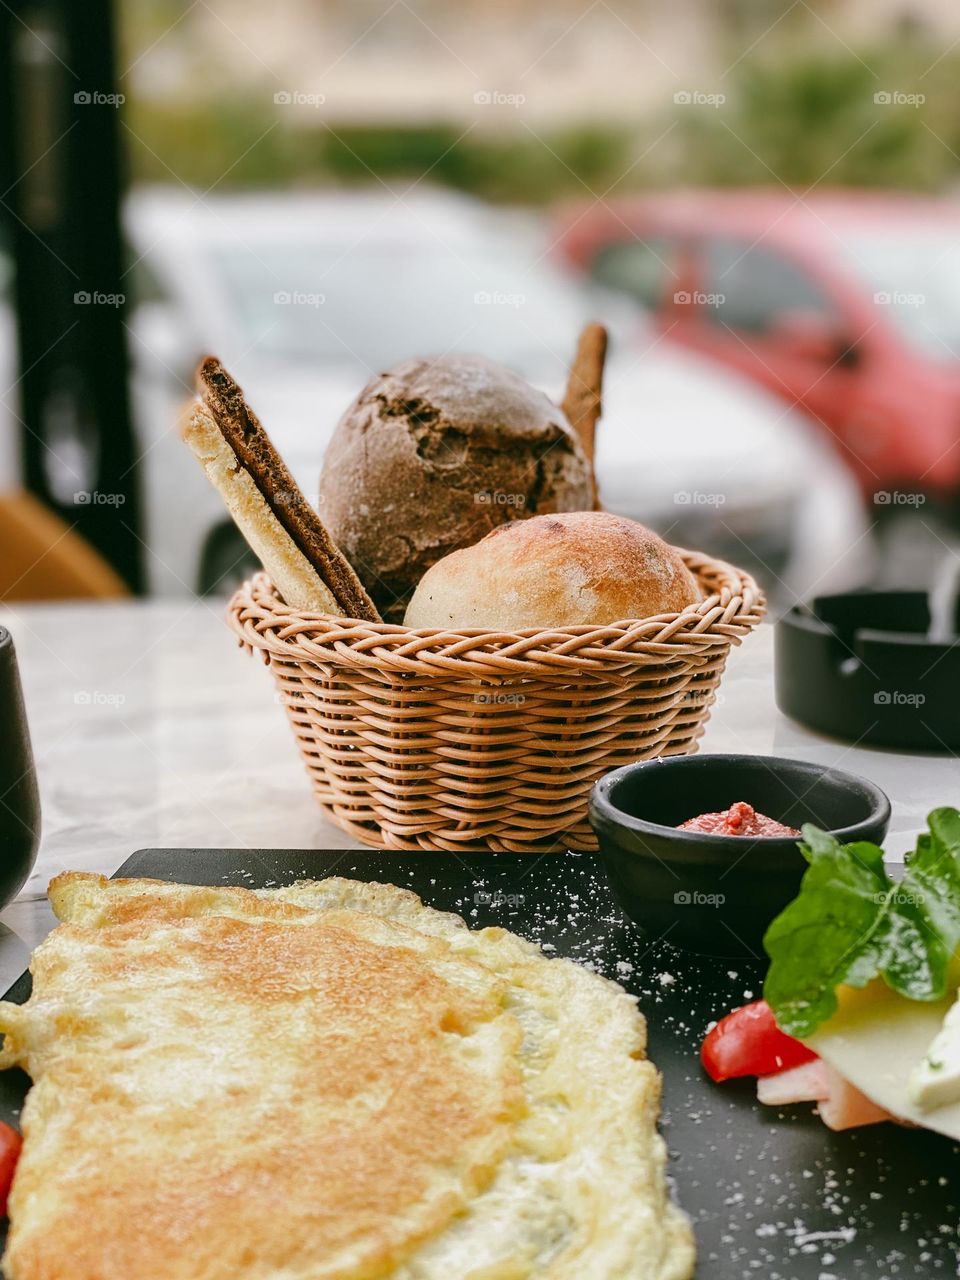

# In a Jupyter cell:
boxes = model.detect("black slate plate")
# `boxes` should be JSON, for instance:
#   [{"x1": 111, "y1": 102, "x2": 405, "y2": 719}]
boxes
[{"x1": 1, "y1": 846, "x2": 958, "y2": 1279}]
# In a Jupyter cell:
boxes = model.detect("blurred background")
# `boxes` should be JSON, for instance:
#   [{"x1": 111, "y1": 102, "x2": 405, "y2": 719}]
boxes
[{"x1": 3, "y1": 0, "x2": 960, "y2": 613}]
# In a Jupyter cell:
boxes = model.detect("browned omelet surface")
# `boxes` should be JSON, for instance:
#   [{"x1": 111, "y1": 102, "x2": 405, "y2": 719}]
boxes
[{"x1": 0, "y1": 874, "x2": 694, "y2": 1280}]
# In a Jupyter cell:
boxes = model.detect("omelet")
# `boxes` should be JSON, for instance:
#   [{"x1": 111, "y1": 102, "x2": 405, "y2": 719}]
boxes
[{"x1": 0, "y1": 873, "x2": 694, "y2": 1280}]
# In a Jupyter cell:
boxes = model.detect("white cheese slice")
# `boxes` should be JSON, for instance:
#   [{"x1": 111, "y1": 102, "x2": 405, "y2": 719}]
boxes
[
  {"x1": 908, "y1": 989, "x2": 960, "y2": 1110},
  {"x1": 805, "y1": 978, "x2": 960, "y2": 1139}
]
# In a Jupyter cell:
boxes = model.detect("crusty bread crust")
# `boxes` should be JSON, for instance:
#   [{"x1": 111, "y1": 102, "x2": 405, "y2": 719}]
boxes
[
  {"x1": 179, "y1": 403, "x2": 342, "y2": 613},
  {"x1": 404, "y1": 510, "x2": 702, "y2": 630},
  {"x1": 189, "y1": 357, "x2": 380, "y2": 620},
  {"x1": 318, "y1": 353, "x2": 592, "y2": 619}
]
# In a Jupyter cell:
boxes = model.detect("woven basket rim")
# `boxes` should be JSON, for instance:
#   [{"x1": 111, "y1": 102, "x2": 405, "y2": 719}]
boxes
[
  {"x1": 226, "y1": 550, "x2": 764, "y2": 675},
  {"x1": 228, "y1": 550, "x2": 765, "y2": 850}
]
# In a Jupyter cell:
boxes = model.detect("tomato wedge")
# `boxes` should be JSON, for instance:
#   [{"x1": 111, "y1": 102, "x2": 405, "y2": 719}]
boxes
[
  {"x1": 0, "y1": 1121, "x2": 21, "y2": 1217},
  {"x1": 701, "y1": 999, "x2": 818, "y2": 1083}
]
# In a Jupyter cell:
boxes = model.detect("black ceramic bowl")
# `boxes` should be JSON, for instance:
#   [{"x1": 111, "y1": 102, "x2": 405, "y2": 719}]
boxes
[
  {"x1": 589, "y1": 753, "x2": 891, "y2": 957},
  {"x1": 777, "y1": 591, "x2": 960, "y2": 751}
]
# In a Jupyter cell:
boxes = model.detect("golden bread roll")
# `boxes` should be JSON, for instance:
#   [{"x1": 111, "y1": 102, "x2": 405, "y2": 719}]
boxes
[{"x1": 404, "y1": 510, "x2": 702, "y2": 631}]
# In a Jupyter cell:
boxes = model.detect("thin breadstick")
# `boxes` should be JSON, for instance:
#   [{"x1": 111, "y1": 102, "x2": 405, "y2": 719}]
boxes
[{"x1": 561, "y1": 324, "x2": 607, "y2": 510}]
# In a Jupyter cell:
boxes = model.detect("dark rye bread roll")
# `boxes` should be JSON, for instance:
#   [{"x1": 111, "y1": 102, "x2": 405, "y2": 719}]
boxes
[
  {"x1": 403, "y1": 511, "x2": 702, "y2": 631},
  {"x1": 318, "y1": 354, "x2": 592, "y2": 619}
]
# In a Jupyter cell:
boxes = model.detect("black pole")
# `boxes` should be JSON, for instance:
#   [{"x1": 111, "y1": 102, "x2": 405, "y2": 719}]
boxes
[{"x1": 0, "y1": 0, "x2": 143, "y2": 591}]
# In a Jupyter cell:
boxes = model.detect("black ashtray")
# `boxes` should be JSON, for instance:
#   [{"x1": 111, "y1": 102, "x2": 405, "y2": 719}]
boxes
[
  {"x1": 588, "y1": 753, "x2": 890, "y2": 957},
  {"x1": 776, "y1": 591, "x2": 960, "y2": 751}
]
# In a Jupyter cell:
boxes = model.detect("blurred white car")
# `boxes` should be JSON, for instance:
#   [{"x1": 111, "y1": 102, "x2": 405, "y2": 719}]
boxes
[{"x1": 123, "y1": 187, "x2": 870, "y2": 605}]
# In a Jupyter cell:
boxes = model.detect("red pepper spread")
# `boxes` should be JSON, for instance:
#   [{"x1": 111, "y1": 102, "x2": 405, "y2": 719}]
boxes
[{"x1": 678, "y1": 800, "x2": 800, "y2": 837}]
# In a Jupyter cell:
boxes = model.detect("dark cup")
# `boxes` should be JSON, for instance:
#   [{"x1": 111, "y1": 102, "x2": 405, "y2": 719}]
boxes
[
  {"x1": 0, "y1": 629, "x2": 40, "y2": 907},
  {"x1": 589, "y1": 753, "x2": 891, "y2": 957}
]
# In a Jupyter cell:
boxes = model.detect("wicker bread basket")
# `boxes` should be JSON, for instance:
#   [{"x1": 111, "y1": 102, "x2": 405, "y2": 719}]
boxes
[{"x1": 227, "y1": 552, "x2": 764, "y2": 853}]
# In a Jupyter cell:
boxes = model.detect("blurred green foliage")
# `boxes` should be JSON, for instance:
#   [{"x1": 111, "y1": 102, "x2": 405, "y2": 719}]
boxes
[
  {"x1": 124, "y1": 100, "x2": 636, "y2": 200},
  {"x1": 659, "y1": 46, "x2": 960, "y2": 192},
  {"x1": 123, "y1": 42, "x2": 960, "y2": 199}
]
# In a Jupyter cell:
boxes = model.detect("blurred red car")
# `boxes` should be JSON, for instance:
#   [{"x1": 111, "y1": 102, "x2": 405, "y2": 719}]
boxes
[{"x1": 554, "y1": 190, "x2": 960, "y2": 501}]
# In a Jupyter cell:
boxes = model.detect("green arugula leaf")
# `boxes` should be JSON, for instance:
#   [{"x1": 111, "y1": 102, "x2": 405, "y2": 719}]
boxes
[
  {"x1": 763, "y1": 808, "x2": 960, "y2": 1039},
  {"x1": 902, "y1": 807, "x2": 960, "y2": 971}
]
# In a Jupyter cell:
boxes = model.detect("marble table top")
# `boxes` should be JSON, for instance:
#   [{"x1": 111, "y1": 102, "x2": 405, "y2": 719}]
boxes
[{"x1": 0, "y1": 596, "x2": 955, "y2": 983}]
